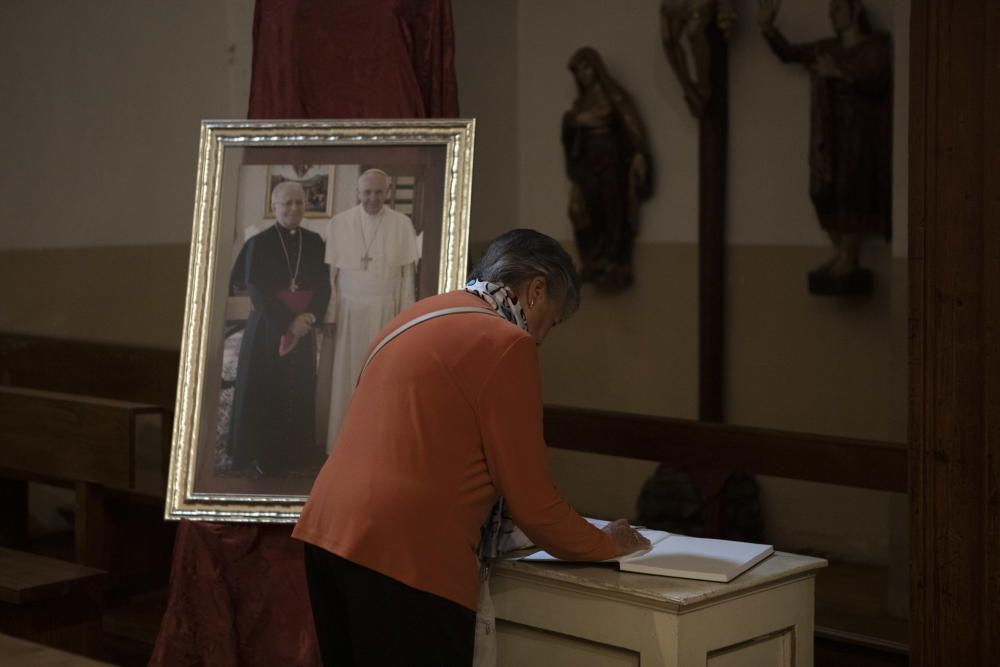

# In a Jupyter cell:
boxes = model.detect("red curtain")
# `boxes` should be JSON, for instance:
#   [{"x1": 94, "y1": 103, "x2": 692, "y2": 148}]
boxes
[
  {"x1": 150, "y1": 2, "x2": 457, "y2": 664},
  {"x1": 248, "y1": 0, "x2": 458, "y2": 119}
]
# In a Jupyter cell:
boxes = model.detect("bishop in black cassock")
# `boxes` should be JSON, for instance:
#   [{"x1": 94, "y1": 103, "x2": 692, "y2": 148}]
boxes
[{"x1": 227, "y1": 182, "x2": 331, "y2": 476}]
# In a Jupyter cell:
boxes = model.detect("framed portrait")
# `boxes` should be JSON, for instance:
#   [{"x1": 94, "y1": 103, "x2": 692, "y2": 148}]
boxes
[
  {"x1": 263, "y1": 164, "x2": 335, "y2": 218},
  {"x1": 166, "y1": 119, "x2": 475, "y2": 522}
]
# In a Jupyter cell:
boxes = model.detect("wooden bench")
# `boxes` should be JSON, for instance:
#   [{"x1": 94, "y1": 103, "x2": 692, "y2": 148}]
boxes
[
  {"x1": 0, "y1": 333, "x2": 909, "y2": 492},
  {"x1": 543, "y1": 405, "x2": 907, "y2": 493},
  {"x1": 0, "y1": 333, "x2": 179, "y2": 408},
  {"x1": 0, "y1": 548, "x2": 107, "y2": 658},
  {"x1": 0, "y1": 387, "x2": 166, "y2": 568},
  {"x1": 0, "y1": 631, "x2": 114, "y2": 666}
]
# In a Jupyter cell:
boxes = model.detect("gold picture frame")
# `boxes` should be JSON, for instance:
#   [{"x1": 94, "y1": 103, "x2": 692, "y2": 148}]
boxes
[{"x1": 166, "y1": 119, "x2": 475, "y2": 522}]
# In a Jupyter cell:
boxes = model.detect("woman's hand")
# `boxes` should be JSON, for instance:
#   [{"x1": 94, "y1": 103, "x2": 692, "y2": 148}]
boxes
[{"x1": 602, "y1": 518, "x2": 652, "y2": 558}]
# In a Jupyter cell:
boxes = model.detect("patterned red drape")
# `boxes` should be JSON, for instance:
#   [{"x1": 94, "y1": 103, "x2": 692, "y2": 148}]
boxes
[
  {"x1": 150, "y1": 2, "x2": 457, "y2": 664},
  {"x1": 248, "y1": 0, "x2": 458, "y2": 119}
]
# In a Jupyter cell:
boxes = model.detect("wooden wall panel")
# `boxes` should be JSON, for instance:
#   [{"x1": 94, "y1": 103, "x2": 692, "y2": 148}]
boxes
[
  {"x1": 984, "y1": 2, "x2": 1000, "y2": 663},
  {"x1": 909, "y1": 0, "x2": 998, "y2": 663}
]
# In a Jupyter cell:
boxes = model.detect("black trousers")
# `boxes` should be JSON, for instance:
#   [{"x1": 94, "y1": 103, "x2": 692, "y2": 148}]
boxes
[{"x1": 303, "y1": 543, "x2": 475, "y2": 667}]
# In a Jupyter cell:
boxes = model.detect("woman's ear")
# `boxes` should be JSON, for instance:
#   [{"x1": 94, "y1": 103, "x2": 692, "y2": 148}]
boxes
[{"x1": 528, "y1": 276, "x2": 547, "y2": 308}]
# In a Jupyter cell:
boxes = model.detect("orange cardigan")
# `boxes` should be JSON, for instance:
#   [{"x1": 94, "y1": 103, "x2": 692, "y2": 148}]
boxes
[{"x1": 293, "y1": 290, "x2": 615, "y2": 610}]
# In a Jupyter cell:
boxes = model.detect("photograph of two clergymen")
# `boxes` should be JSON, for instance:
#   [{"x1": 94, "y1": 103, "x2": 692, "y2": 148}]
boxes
[{"x1": 216, "y1": 164, "x2": 423, "y2": 484}]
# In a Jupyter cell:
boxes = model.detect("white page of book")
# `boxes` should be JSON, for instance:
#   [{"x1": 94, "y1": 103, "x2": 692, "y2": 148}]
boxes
[
  {"x1": 518, "y1": 518, "x2": 773, "y2": 582},
  {"x1": 618, "y1": 535, "x2": 773, "y2": 582}
]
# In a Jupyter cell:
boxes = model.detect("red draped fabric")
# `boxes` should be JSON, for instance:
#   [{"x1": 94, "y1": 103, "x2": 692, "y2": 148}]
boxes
[
  {"x1": 150, "y1": 2, "x2": 457, "y2": 664},
  {"x1": 149, "y1": 523, "x2": 318, "y2": 667},
  {"x1": 247, "y1": 0, "x2": 458, "y2": 119}
]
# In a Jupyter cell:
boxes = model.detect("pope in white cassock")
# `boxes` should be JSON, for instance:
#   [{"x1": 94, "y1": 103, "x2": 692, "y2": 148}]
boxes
[{"x1": 324, "y1": 168, "x2": 420, "y2": 449}]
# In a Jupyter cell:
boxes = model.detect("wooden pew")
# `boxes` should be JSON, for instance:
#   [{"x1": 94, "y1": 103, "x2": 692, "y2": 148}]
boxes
[
  {"x1": 0, "y1": 333, "x2": 178, "y2": 408},
  {"x1": 0, "y1": 548, "x2": 106, "y2": 659},
  {"x1": 0, "y1": 332, "x2": 909, "y2": 492},
  {"x1": 543, "y1": 405, "x2": 907, "y2": 493},
  {"x1": 0, "y1": 631, "x2": 114, "y2": 666},
  {"x1": 0, "y1": 387, "x2": 165, "y2": 568}
]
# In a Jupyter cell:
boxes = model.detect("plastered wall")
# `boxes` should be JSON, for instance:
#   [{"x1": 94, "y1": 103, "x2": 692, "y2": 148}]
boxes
[{"x1": 0, "y1": 1, "x2": 253, "y2": 250}]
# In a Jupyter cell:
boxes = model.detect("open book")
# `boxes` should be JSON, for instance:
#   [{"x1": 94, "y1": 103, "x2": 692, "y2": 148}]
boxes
[{"x1": 521, "y1": 518, "x2": 774, "y2": 583}]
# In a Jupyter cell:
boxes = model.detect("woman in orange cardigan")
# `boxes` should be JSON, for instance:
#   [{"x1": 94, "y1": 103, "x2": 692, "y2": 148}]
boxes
[{"x1": 294, "y1": 229, "x2": 648, "y2": 666}]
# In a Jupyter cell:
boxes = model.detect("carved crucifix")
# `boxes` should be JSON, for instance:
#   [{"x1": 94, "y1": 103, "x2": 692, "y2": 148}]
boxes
[{"x1": 660, "y1": 0, "x2": 735, "y2": 422}]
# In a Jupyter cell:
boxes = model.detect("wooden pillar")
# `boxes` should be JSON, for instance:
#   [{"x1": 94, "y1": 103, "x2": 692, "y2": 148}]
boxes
[
  {"x1": 74, "y1": 482, "x2": 109, "y2": 569},
  {"x1": 0, "y1": 479, "x2": 28, "y2": 548},
  {"x1": 908, "y1": 0, "x2": 1000, "y2": 663},
  {"x1": 697, "y1": 23, "x2": 728, "y2": 423}
]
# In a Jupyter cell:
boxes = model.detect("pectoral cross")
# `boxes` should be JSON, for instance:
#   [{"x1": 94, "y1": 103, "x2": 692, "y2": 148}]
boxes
[
  {"x1": 290, "y1": 280, "x2": 299, "y2": 292},
  {"x1": 361, "y1": 252, "x2": 373, "y2": 271}
]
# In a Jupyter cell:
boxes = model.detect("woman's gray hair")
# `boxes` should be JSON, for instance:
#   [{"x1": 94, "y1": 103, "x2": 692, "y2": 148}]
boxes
[{"x1": 469, "y1": 229, "x2": 582, "y2": 320}]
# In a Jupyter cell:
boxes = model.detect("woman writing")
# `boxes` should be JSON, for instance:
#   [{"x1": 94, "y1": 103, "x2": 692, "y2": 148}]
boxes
[{"x1": 294, "y1": 229, "x2": 649, "y2": 665}]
